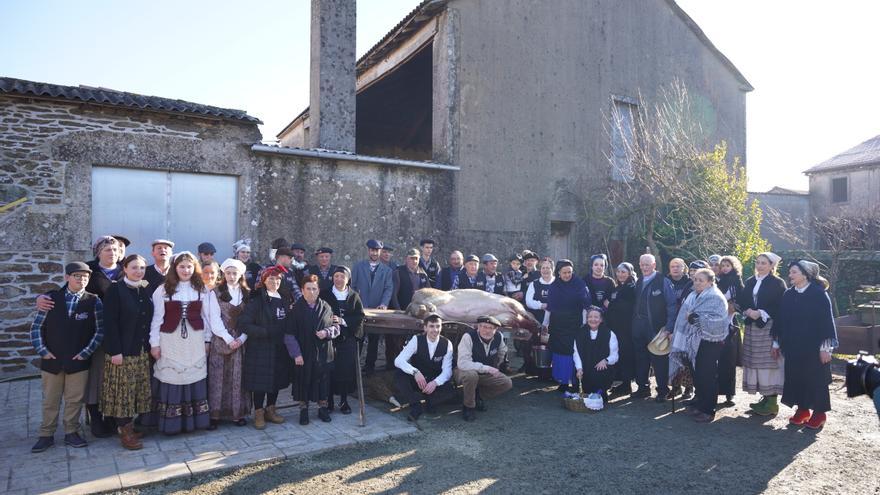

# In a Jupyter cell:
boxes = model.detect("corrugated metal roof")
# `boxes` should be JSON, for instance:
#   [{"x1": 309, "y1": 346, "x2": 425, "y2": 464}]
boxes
[
  {"x1": 804, "y1": 134, "x2": 880, "y2": 174},
  {"x1": 0, "y1": 77, "x2": 262, "y2": 124}
]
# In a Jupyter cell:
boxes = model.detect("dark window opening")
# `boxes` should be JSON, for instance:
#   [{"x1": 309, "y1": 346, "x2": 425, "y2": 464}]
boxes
[
  {"x1": 831, "y1": 177, "x2": 848, "y2": 203},
  {"x1": 356, "y1": 43, "x2": 432, "y2": 160}
]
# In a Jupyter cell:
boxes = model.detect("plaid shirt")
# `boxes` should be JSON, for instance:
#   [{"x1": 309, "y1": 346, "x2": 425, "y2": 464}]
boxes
[{"x1": 30, "y1": 288, "x2": 105, "y2": 359}]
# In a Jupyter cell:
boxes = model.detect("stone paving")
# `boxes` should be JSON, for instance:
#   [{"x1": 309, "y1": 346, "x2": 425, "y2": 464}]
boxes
[{"x1": 0, "y1": 377, "x2": 417, "y2": 494}]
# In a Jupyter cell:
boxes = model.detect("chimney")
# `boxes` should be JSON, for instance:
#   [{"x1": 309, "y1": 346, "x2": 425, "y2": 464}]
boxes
[{"x1": 308, "y1": 0, "x2": 357, "y2": 152}]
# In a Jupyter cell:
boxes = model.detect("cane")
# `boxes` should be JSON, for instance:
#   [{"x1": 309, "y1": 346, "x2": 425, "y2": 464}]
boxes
[{"x1": 355, "y1": 338, "x2": 366, "y2": 426}]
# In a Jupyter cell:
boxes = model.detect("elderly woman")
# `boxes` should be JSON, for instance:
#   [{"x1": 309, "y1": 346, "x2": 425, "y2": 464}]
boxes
[
  {"x1": 574, "y1": 307, "x2": 619, "y2": 400},
  {"x1": 774, "y1": 260, "x2": 837, "y2": 429},
  {"x1": 319, "y1": 266, "x2": 365, "y2": 415},
  {"x1": 291, "y1": 274, "x2": 340, "y2": 425},
  {"x1": 717, "y1": 255, "x2": 745, "y2": 406},
  {"x1": 239, "y1": 266, "x2": 297, "y2": 429},
  {"x1": 150, "y1": 252, "x2": 226, "y2": 434},
  {"x1": 101, "y1": 254, "x2": 153, "y2": 449},
  {"x1": 737, "y1": 252, "x2": 787, "y2": 416},
  {"x1": 607, "y1": 262, "x2": 637, "y2": 396},
  {"x1": 233, "y1": 239, "x2": 262, "y2": 290},
  {"x1": 670, "y1": 268, "x2": 729, "y2": 423},
  {"x1": 543, "y1": 260, "x2": 591, "y2": 393},
  {"x1": 208, "y1": 259, "x2": 252, "y2": 428},
  {"x1": 84, "y1": 235, "x2": 123, "y2": 437}
]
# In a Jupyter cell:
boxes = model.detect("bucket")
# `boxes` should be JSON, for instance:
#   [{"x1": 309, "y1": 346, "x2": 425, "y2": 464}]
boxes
[{"x1": 531, "y1": 345, "x2": 552, "y2": 369}]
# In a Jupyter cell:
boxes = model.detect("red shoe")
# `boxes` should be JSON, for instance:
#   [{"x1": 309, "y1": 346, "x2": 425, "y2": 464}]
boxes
[
  {"x1": 788, "y1": 408, "x2": 811, "y2": 426},
  {"x1": 805, "y1": 411, "x2": 826, "y2": 429}
]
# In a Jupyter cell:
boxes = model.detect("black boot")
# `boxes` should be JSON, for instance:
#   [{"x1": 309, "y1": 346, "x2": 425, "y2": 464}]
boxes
[
  {"x1": 87, "y1": 404, "x2": 112, "y2": 438},
  {"x1": 462, "y1": 406, "x2": 476, "y2": 422},
  {"x1": 299, "y1": 408, "x2": 309, "y2": 426},
  {"x1": 318, "y1": 407, "x2": 332, "y2": 422},
  {"x1": 339, "y1": 395, "x2": 352, "y2": 415}
]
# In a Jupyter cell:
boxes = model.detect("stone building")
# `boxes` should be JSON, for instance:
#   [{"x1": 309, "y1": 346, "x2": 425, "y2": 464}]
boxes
[
  {"x1": 748, "y1": 187, "x2": 812, "y2": 250},
  {"x1": 805, "y1": 134, "x2": 880, "y2": 220},
  {"x1": 0, "y1": 0, "x2": 749, "y2": 377}
]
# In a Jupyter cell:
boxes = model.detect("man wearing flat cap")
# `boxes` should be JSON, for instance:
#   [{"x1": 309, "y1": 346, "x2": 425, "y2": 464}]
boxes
[
  {"x1": 392, "y1": 249, "x2": 430, "y2": 311},
  {"x1": 352, "y1": 240, "x2": 395, "y2": 373},
  {"x1": 145, "y1": 239, "x2": 174, "y2": 295},
  {"x1": 455, "y1": 315, "x2": 512, "y2": 421},
  {"x1": 308, "y1": 247, "x2": 338, "y2": 292},
  {"x1": 476, "y1": 254, "x2": 505, "y2": 295},
  {"x1": 29, "y1": 262, "x2": 105, "y2": 452},
  {"x1": 457, "y1": 254, "x2": 481, "y2": 289},
  {"x1": 380, "y1": 244, "x2": 398, "y2": 271},
  {"x1": 198, "y1": 242, "x2": 217, "y2": 266},
  {"x1": 112, "y1": 235, "x2": 131, "y2": 259},
  {"x1": 289, "y1": 243, "x2": 309, "y2": 273},
  {"x1": 393, "y1": 313, "x2": 455, "y2": 421},
  {"x1": 418, "y1": 239, "x2": 441, "y2": 287},
  {"x1": 436, "y1": 250, "x2": 465, "y2": 291},
  {"x1": 269, "y1": 247, "x2": 303, "y2": 302}
]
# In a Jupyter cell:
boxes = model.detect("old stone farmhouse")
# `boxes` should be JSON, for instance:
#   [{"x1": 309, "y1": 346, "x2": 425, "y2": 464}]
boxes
[{"x1": 0, "y1": 0, "x2": 750, "y2": 376}]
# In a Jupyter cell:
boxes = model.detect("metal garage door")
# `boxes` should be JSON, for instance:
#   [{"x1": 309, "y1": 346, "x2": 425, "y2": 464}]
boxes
[{"x1": 91, "y1": 167, "x2": 238, "y2": 260}]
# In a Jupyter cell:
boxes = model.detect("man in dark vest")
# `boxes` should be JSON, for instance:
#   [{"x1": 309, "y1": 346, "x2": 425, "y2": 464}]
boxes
[
  {"x1": 391, "y1": 248, "x2": 429, "y2": 310},
  {"x1": 418, "y1": 238, "x2": 441, "y2": 287},
  {"x1": 631, "y1": 254, "x2": 678, "y2": 402},
  {"x1": 454, "y1": 315, "x2": 512, "y2": 421},
  {"x1": 392, "y1": 313, "x2": 455, "y2": 422},
  {"x1": 435, "y1": 250, "x2": 464, "y2": 291},
  {"x1": 476, "y1": 254, "x2": 506, "y2": 295},
  {"x1": 308, "y1": 247, "x2": 338, "y2": 291},
  {"x1": 29, "y1": 262, "x2": 105, "y2": 452},
  {"x1": 458, "y1": 255, "x2": 481, "y2": 289},
  {"x1": 380, "y1": 244, "x2": 398, "y2": 271}
]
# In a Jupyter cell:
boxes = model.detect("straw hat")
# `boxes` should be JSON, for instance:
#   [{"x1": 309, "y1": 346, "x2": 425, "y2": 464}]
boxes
[{"x1": 647, "y1": 328, "x2": 671, "y2": 356}]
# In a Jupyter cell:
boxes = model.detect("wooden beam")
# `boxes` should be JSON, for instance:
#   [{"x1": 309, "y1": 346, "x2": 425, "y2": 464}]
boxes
[{"x1": 356, "y1": 18, "x2": 437, "y2": 93}]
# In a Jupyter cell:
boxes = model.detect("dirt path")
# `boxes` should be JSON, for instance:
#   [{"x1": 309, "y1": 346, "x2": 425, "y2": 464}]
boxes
[{"x1": 122, "y1": 370, "x2": 880, "y2": 495}]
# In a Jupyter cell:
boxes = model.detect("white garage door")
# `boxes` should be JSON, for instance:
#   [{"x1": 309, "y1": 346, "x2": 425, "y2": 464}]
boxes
[{"x1": 91, "y1": 167, "x2": 238, "y2": 260}]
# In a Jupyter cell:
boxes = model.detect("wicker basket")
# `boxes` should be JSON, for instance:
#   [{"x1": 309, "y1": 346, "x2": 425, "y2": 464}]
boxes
[{"x1": 562, "y1": 383, "x2": 590, "y2": 413}]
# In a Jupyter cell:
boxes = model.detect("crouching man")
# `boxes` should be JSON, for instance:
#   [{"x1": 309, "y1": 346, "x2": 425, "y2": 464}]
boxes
[
  {"x1": 393, "y1": 313, "x2": 455, "y2": 422},
  {"x1": 454, "y1": 315, "x2": 513, "y2": 421},
  {"x1": 30, "y1": 262, "x2": 104, "y2": 452}
]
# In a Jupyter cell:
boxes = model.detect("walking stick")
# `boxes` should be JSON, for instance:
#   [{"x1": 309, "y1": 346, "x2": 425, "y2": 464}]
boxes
[{"x1": 355, "y1": 338, "x2": 366, "y2": 426}]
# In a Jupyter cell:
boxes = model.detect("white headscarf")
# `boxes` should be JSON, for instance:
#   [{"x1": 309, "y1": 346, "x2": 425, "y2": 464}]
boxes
[
  {"x1": 758, "y1": 251, "x2": 781, "y2": 267},
  {"x1": 232, "y1": 238, "x2": 252, "y2": 255},
  {"x1": 220, "y1": 258, "x2": 247, "y2": 274}
]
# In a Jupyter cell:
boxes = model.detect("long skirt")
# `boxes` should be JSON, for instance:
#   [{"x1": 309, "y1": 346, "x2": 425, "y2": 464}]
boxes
[
  {"x1": 155, "y1": 379, "x2": 210, "y2": 434},
  {"x1": 208, "y1": 337, "x2": 250, "y2": 421},
  {"x1": 331, "y1": 338, "x2": 358, "y2": 396},
  {"x1": 294, "y1": 359, "x2": 334, "y2": 404},
  {"x1": 742, "y1": 322, "x2": 784, "y2": 395},
  {"x1": 551, "y1": 353, "x2": 575, "y2": 384},
  {"x1": 781, "y1": 349, "x2": 832, "y2": 413},
  {"x1": 85, "y1": 347, "x2": 106, "y2": 405},
  {"x1": 100, "y1": 351, "x2": 152, "y2": 418},
  {"x1": 717, "y1": 324, "x2": 742, "y2": 396}
]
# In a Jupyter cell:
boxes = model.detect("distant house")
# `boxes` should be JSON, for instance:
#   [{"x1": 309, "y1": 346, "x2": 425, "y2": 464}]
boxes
[
  {"x1": 749, "y1": 187, "x2": 811, "y2": 250},
  {"x1": 804, "y1": 134, "x2": 880, "y2": 220}
]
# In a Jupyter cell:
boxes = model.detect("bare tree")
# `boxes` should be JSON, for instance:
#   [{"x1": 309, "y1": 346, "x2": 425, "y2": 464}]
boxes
[{"x1": 586, "y1": 79, "x2": 767, "y2": 267}]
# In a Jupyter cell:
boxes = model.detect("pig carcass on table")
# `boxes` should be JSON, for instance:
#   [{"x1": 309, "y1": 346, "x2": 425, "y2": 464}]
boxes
[{"x1": 405, "y1": 288, "x2": 540, "y2": 340}]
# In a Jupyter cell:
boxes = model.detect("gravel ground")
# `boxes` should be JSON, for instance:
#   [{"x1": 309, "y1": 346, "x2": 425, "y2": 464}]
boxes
[{"x1": 122, "y1": 361, "x2": 880, "y2": 495}]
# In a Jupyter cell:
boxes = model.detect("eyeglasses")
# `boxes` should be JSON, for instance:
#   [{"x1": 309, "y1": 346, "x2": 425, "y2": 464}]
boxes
[{"x1": 69, "y1": 273, "x2": 90, "y2": 280}]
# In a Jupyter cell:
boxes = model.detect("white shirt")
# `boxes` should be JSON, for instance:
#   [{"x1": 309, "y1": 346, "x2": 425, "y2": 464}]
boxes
[
  {"x1": 149, "y1": 281, "x2": 226, "y2": 346},
  {"x1": 525, "y1": 276, "x2": 555, "y2": 311},
  {"x1": 212, "y1": 286, "x2": 248, "y2": 344},
  {"x1": 394, "y1": 335, "x2": 453, "y2": 386},
  {"x1": 752, "y1": 273, "x2": 771, "y2": 322},
  {"x1": 573, "y1": 330, "x2": 619, "y2": 369}
]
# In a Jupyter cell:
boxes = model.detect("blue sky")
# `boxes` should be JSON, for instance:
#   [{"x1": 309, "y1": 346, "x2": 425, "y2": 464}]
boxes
[{"x1": 2, "y1": 1, "x2": 879, "y2": 192}]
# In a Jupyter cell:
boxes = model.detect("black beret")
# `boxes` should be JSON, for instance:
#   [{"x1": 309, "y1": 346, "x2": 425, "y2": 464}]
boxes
[
  {"x1": 382, "y1": 244, "x2": 395, "y2": 252},
  {"x1": 315, "y1": 247, "x2": 334, "y2": 255},
  {"x1": 112, "y1": 235, "x2": 131, "y2": 247},
  {"x1": 290, "y1": 243, "x2": 307, "y2": 251},
  {"x1": 476, "y1": 315, "x2": 502, "y2": 327},
  {"x1": 366, "y1": 239, "x2": 384, "y2": 249},
  {"x1": 422, "y1": 312, "x2": 443, "y2": 323}
]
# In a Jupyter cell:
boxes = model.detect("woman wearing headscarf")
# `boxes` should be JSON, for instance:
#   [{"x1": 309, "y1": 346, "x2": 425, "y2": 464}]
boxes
[
  {"x1": 85, "y1": 235, "x2": 124, "y2": 438},
  {"x1": 574, "y1": 307, "x2": 619, "y2": 400},
  {"x1": 716, "y1": 255, "x2": 745, "y2": 406},
  {"x1": 150, "y1": 252, "x2": 225, "y2": 434},
  {"x1": 737, "y1": 252, "x2": 787, "y2": 416},
  {"x1": 291, "y1": 274, "x2": 340, "y2": 425},
  {"x1": 523, "y1": 258, "x2": 555, "y2": 377},
  {"x1": 606, "y1": 262, "x2": 637, "y2": 396},
  {"x1": 542, "y1": 260, "x2": 591, "y2": 393},
  {"x1": 319, "y1": 266, "x2": 365, "y2": 415},
  {"x1": 101, "y1": 254, "x2": 153, "y2": 449},
  {"x1": 774, "y1": 260, "x2": 837, "y2": 429},
  {"x1": 233, "y1": 239, "x2": 262, "y2": 290},
  {"x1": 239, "y1": 266, "x2": 296, "y2": 429},
  {"x1": 584, "y1": 254, "x2": 616, "y2": 308},
  {"x1": 208, "y1": 259, "x2": 252, "y2": 428},
  {"x1": 669, "y1": 268, "x2": 729, "y2": 423}
]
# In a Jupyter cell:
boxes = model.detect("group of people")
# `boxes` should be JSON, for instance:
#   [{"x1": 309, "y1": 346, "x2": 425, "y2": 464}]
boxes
[{"x1": 28, "y1": 233, "x2": 838, "y2": 453}]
